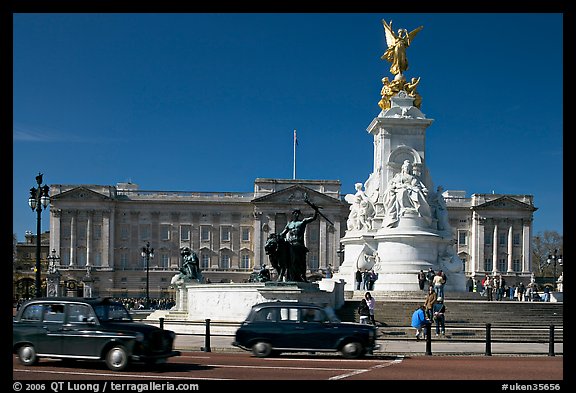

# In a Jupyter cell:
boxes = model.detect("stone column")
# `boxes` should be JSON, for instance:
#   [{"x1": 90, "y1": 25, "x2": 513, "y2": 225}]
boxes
[
  {"x1": 87, "y1": 210, "x2": 92, "y2": 266},
  {"x1": 70, "y1": 211, "x2": 77, "y2": 266},
  {"x1": 50, "y1": 209, "x2": 62, "y2": 258},
  {"x1": 102, "y1": 209, "x2": 112, "y2": 268},
  {"x1": 522, "y1": 220, "x2": 531, "y2": 273},
  {"x1": 507, "y1": 224, "x2": 513, "y2": 272},
  {"x1": 252, "y1": 209, "x2": 262, "y2": 270},
  {"x1": 492, "y1": 223, "x2": 498, "y2": 274},
  {"x1": 319, "y1": 219, "x2": 327, "y2": 269}
]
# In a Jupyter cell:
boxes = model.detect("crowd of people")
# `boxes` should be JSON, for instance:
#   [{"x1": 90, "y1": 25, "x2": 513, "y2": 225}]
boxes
[
  {"x1": 355, "y1": 269, "x2": 378, "y2": 291},
  {"x1": 111, "y1": 297, "x2": 176, "y2": 311},
  {"x1": 468, "y1": 273, "x2": 555, "y2": 302},
  {"x1": 411, "y1": 285, "x2": 447, "y2": 340}
]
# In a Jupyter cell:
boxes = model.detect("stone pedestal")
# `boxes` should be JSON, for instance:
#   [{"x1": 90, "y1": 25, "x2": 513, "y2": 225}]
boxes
[
  {"x1": 46, "y1": 271, "x2": 61, "y2": 297},
  {"x1": 82, "y1": 276, "x2": 94, "y2": 298},
  {"x1": 164, "y1": 280, "x2": 345, "y2": 323}
]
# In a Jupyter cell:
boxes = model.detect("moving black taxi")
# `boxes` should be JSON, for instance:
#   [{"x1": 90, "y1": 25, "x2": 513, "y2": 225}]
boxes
[
  {"x1": 13, "y1": 297, "x2": 180, "y2": 371},
  {"x1": 233, "y1": 301, "x2": 380, "y2": 358}
]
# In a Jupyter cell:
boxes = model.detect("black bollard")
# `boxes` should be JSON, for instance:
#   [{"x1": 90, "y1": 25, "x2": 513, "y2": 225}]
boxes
[
  {"x1": 548, "y1": 324, "x2": 555, "y2": 357},
  {"x1": 159, "y1": 317, "x2": 164, "y2": 330},
  {"x1": 203, "y1": 318, "x2": 211, "y2": 352},
  {"x1": 425, "y1": 321, "x2": 432, "y2": 356},
  {"x1": 485, "y1": 323, "x2": 492, "y2": 356}
]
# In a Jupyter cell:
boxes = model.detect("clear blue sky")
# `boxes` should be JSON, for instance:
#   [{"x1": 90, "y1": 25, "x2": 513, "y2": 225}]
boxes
[{"x1": 12, "y1": 13, "x2": 563, "y2": 242}]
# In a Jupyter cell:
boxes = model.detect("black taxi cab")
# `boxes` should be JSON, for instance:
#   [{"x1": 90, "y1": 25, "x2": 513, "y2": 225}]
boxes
[
  {"x1": 233, "y1": 301, "x2": 380, "y2": 358},
  {"x1": 13, "y1": 297, "x2": 180, "y2": 371}
]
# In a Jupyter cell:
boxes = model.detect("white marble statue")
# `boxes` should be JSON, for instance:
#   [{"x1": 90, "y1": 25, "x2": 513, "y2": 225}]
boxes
[
  {"x1": 383, "y1": 160, "x2": 432, "y2": 228},
  {"x1": 345, "y1": 182, "x2": 376, "y2": 231},
  {"x1": 430, "y1": 185, "x2": 450, "y2": 231},
  {"x1": 556, "y1": 273, "x2": 563, "y2": 292}
]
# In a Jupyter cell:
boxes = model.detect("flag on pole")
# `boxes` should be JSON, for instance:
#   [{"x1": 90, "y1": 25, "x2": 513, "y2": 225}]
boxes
[{"x1": 293, "y1": 129, "x2": 297, "y2": 180}]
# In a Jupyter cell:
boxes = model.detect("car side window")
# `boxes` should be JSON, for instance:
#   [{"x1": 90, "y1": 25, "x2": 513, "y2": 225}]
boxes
[
  {"x1": 279, "y1": 307, "x2": 299, "y2": 323},
  {"x1": 301, "y1": 308, "x2": 326, "y2": 323},
  {"x1": 42, "y1": 304, "x2": 65, "y2": 323},
  {"x1": 20, "y1": 304, "x2": 43, "y2": 321},
  {"x1": 253, "y1": 308, "x2": 277, "y2": 322},
  {"x1": 67, "y1": 304, "x2": 94, "y2": 324}
]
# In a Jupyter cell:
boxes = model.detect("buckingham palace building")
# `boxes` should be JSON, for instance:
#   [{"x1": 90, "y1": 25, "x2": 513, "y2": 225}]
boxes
[{"x1": 35, "y1": 178, "x2": 536, "y2": 299}]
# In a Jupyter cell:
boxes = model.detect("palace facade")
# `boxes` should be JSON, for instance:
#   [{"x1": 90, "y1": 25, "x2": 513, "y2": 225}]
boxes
[{"x1": 13, "y1": 179, "x2": 536, "y2": 299}]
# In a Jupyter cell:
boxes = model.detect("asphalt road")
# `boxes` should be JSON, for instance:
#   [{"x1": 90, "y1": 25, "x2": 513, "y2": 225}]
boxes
[{"x1": 13, "y1": 351, "x2": 564, "y2": 383}]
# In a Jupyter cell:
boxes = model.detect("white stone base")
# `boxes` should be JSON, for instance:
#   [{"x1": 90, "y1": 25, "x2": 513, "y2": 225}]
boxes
[
  {"x1": 335, "y1": 226, "x2": 466, "y2": 293},
  {"x1": 162, "y1": 280, "x2": 346, "y2": 324}
]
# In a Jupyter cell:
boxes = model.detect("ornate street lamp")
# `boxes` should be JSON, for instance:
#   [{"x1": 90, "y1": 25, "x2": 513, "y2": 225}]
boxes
[
  {"x1": 546, "y1": 249, "x2": 563, "y2": 291},
  {"x1": 28, "y1": 173, "x2": 50, "y2": 298},
  {"x1": 141, "y1": 242, "x2": 154, "y2": 309}
]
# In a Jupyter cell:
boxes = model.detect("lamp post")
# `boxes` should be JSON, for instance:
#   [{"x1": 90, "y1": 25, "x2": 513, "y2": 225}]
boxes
[
  {"x1": 141, "y1": 242, "x2": 154, "y2": 309},
  {"x1": 28, "y1": 173, "x2": 50, "y2": 298},
  {"x1": 546, "y1": 249, "x2": 563, "y2": 291}
]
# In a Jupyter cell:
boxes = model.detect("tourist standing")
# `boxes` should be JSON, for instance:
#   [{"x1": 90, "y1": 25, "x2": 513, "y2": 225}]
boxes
[
  {"x1": 424, "y1": 285, "x2": 437, "y2": 320},
  {"x1": 355, "y1": 269, "x2": 362, "y2": 290},
  {"x1": 418, "y1": 270, "x2": 426, "y2": 291},
  {"x1": 357, "y1": 298, "x2": 370, "y2": 324},
  {"x1": 365, "y1": 292, "x2": 376, "y2": 325},
  {"x1": 432, "y1": 297, "x2": 446, "y2": 336}
]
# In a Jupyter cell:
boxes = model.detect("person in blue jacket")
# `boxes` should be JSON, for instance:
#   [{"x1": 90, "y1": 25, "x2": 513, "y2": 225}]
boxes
[{"x1": 411, "y1": 305, "x2": 430, "y2": 340}]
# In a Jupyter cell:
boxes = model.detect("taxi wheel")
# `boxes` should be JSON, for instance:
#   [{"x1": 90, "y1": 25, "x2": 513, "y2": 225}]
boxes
[
  {"x1": 105, "y1": 345, "x2": 129, "y2": 371},
  {"x1": 341, "y1": 341, "x2": 364, "y2": 359},
  {"x1": 18, "y1": 344, "x2": 38, "y2": 366},
  {"x1": 252, "y1": 341, "x2": 272, "y2": 357}
]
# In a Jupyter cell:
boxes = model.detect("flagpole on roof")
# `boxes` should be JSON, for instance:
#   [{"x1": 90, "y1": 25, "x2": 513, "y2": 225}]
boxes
[{"x1": 293, "y1": 129, "x2": 297, "y2": 180}]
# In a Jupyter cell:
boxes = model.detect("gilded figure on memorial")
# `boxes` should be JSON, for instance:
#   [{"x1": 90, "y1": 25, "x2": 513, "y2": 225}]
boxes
[{"x1": 381, "y1": 20, "x2": 423, "y2": 77}]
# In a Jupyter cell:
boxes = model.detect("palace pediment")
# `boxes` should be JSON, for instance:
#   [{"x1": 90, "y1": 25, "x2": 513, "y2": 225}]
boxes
[
  {"x1": 51, "y1": 186, "x2": 112, "y2": 202},
  {"x1": 252, "y1": 185, "x2": 343, "y2": 208},
  {"x1": 475, "y1": 196, "x2": 535, "y2": 211}
]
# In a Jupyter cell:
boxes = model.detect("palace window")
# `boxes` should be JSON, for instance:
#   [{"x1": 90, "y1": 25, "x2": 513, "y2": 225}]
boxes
[
  {"x1": 120, "y1": 225, "x2": 129, "y2": 240},
  {"x1": 458, "y1": 231, "x2": 467, "y2": 246},
  {"x1": 201, "y1": 226, "x2": 211, "y2": 242},
  {"x1": 160, "y1": 224, "x2": 170, "y2": 241},
  {"x1": 221, "y1": 226, "x2": 231, "y2": 242},
  {"x1": 240, "y1": 254, "x2": 250, "y2": 269},
  {"x1": 241, "y1": 227, "x2": 250, "y2": 242},
  {"x1": 160, "y1": 254, "x2": 169, "y2": 268},
  {"x1": 180, "y1": 225, "x2": 191, "y2": 241},
  {"x1": 220, "y1": 254, "x2": 231, "y2": 269},
  {"x1": 201, "y1": 253, "x2": 210, "y2": 269}
]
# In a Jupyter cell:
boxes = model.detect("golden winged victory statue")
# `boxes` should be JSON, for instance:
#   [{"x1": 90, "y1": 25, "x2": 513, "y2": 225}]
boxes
[{"x1": 381, "y1": 20, "x2": 423, "y2": 78}]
